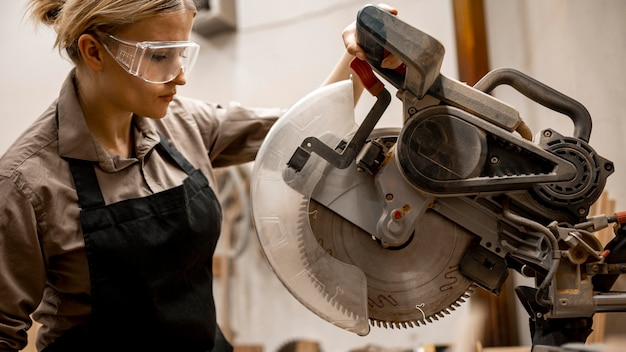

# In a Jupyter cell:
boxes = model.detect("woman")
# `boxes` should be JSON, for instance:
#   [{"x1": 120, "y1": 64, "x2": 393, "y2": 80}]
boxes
[{"x1": 0, "y1": 0, "x2": 397, "y2": 351}]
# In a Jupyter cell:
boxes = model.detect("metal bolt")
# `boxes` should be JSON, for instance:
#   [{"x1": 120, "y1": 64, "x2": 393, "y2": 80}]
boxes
[
  {"x1": 490, "y1": 156, "x2": 499, "y2": 164},
  {"x1": 386, "y1": 193, "x2": 394, "y2": 201},
  {"x1": 543, "y1": 130, "x2": 552, "y2": 138},
  {"x1": 408, "y1": 107, "x2": 418, "y2": 116}
]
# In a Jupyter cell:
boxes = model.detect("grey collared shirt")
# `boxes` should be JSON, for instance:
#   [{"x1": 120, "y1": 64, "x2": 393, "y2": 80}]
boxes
[{"x1": 0, "y1": 70, "x2": 280, "y2": 351}]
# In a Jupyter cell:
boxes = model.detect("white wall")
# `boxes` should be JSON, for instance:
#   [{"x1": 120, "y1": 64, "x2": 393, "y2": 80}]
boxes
[
  {"x1": 484, "y1": 0, "x2": 626, "y2": 212},
  {"x1": 0, "y1": 2, "x2": 73, "y2": 152}
]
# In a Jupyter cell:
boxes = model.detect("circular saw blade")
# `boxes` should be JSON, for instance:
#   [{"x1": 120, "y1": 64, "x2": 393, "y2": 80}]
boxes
[
  {"x1": 307, "y1": 192, "x2": 476, "y2": 328},
  {"x1": 251, "y1": 78, "x2": 477, "y2": 334}
]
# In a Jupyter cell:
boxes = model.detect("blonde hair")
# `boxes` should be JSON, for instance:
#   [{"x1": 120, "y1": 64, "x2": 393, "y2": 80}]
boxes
[{"x1": 27, "y1": 0, "x2": 198, "y2": 63}]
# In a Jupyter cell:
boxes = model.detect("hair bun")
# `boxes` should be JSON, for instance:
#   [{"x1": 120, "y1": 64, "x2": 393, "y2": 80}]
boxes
[{"x1": 46, "y1": 7, "x2": 61, "y2": 21}]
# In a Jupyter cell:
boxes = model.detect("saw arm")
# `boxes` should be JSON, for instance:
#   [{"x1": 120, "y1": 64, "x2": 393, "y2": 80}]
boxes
[{"x1": 251, "y1": 4, "x2": 625, "y2": 348}]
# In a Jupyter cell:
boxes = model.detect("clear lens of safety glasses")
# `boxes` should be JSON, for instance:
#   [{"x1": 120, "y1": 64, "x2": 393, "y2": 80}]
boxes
[{"x1": 101, "y1": 34, "x2": 200, "y2": 84}]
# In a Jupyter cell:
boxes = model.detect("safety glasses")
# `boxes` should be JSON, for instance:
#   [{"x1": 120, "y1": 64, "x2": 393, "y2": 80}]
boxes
[{"x1": 99, "y1": 34, "x2": 200, "y2": 84}]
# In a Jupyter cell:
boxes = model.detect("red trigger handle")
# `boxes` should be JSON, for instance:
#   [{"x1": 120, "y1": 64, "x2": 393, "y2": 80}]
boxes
[{"x1": 350, "y1": 58, "x2": 384, "y2": 96}]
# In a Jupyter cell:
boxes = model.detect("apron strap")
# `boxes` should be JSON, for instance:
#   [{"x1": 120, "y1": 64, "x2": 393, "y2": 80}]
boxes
[
  {"x1": 155, "y1": 133, "x2": 197, "y2": 175},
  {"x1": 65, "y1": 158, "x2": 106, "y2": 208}
]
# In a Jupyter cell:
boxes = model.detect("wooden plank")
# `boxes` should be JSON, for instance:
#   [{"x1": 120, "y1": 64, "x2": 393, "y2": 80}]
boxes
[
  {"x1": 234, "y1": 345, "x2": 263, "y2": 352},
  {"x1": 293, "y1": 340, "x2": 319, "y2": 352},
  {"x1": 275, "y1": 340, "x2": 320, "y2": 352},
  {"x1": 452, "y1": 0, "x2": 490, "y2": 86}
]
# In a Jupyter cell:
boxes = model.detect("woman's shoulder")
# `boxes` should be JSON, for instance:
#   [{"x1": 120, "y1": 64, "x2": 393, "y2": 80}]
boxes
[
  {"x1": 169, "y1": 95, "x2": 220, "y2": 119},
  {"x1": 0, "y1": 103, "x2": 62, "y2": 183},
  {"x1": 169, "y1": 95, "x2": 282, "y2": 123}
]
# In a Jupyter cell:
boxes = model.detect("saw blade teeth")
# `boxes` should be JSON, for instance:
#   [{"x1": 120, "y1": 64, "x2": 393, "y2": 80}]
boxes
[
  {"x1": 302, "y1": 181, "x2": 482, "y2": 332},
  {"x1": 365, "y1": 287, "x2": 476, "y2": 331}
]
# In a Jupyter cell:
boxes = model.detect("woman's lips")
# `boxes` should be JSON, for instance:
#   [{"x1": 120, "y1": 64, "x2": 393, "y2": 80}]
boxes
[{"x1": 160, "y1": 93, "x2": 175, "y2": 102}]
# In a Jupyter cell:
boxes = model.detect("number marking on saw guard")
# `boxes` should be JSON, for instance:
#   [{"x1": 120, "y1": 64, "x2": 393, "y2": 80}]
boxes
[
  {"x1": 368, "y1": 294, "x2": 399, "y2": 309},
  {"x1": 329, "y1": 287, "x2": 345, "y2": 302},
  {"x1": 440, "y1": 265, "x2": 461, "y2": 291},
  {"x1": 415, "y1": 303, "x2": 427, "y2": 321}
]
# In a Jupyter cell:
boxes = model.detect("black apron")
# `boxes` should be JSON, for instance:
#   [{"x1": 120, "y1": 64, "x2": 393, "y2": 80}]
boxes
[{"x1": 44, "y1": 135, "x2": 232, "y2": 352}]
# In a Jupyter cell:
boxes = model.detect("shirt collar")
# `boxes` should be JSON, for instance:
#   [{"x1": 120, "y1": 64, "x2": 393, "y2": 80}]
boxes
[{"x1": 56, "y1": 69, "x2": 161, "y2": 171}]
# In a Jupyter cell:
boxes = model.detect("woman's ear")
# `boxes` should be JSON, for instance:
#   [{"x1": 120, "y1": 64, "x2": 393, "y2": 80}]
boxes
[{"x1": 77, "y1": 34, "x2": 105, "y2": 72}]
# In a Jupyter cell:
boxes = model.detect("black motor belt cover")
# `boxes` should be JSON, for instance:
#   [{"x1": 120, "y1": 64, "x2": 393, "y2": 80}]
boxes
[{"x1": 396, "y1": 105, "x2": 577, "y2": 196}]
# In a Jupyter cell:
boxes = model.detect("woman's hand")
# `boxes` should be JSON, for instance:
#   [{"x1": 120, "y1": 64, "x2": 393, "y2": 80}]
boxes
[{"x1": 342, "y1": 4, "x2": 402, "y2": 69}]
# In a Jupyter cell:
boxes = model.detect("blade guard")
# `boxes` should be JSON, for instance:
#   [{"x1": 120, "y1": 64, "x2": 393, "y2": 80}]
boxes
[{"x1": 250, "y1": 80, "x2": 371, "y2": 335}]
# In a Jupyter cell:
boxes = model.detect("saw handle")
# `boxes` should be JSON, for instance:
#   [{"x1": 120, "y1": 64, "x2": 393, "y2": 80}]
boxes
[
  {"x1": 473, "y1": 68, "x2": 593, "y2": 142},
  {"x1": 355, "y1": 4, "x2": 445, "y2": 98}
]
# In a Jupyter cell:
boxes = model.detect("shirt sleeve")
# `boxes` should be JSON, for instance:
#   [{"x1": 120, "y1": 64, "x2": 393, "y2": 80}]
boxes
[
  {"x1": 173, "y1": 97, "x2": 282, "y2": 168},
  {"x1": 0, "y1": 176, "x2": 46, "y2": 352}
]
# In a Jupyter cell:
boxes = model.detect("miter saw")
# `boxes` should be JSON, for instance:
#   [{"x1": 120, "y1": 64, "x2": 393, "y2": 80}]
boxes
[{"x1": 250, "y1": 4, "x2": 626, "y2": 350}]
